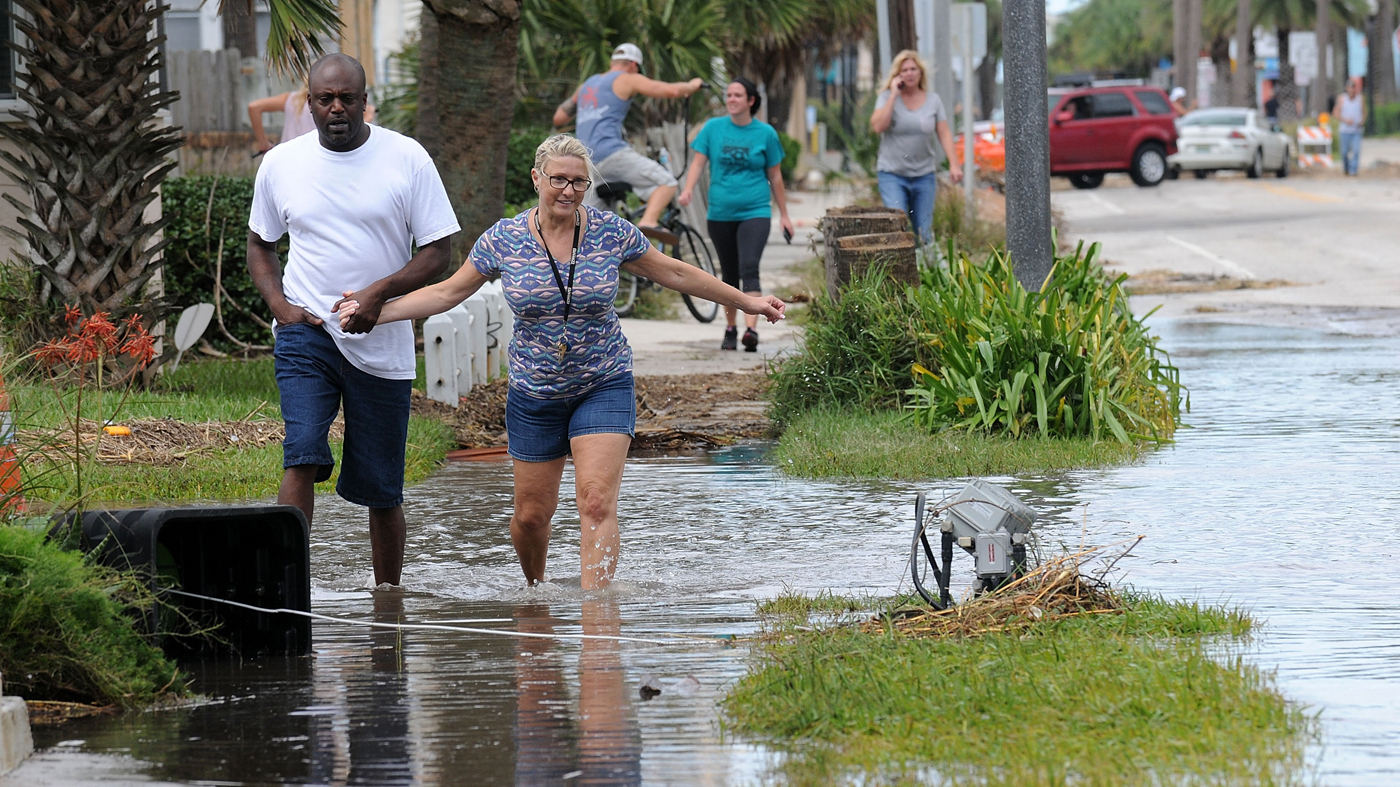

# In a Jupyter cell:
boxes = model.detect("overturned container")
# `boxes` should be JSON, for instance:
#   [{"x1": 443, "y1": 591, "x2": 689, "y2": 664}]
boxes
[{"x1": 75, "y1": 505, "x2": 312, "y2": 657}]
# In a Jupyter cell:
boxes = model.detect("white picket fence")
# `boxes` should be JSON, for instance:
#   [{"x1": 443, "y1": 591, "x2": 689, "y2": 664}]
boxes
[{"x1": 422, "y1": 282, "x2": 513, "y2": 405}]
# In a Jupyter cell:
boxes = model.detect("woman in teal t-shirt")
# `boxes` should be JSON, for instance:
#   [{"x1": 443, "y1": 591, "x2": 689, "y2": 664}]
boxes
[{"x1": 680, "y1": 78, "x2": 793, "y2": 352}]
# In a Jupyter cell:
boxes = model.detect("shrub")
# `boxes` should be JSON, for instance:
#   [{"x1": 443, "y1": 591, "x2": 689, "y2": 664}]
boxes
[
  {"x1": 1372, "y1": 102, "x2": 1400, "y2": 136},
  {"x1": 161, "y1": 176, "x2": 274, "y2": 351},
  {"x1": 506, "y1": 126, "x2": 555, "y2": 211},
  {"x1": 0, "y1": 524, "x2": 185, "y2": 706},
  {"x1": 769, "y1": 243, "x2": 1186, "y2": 443},
  {"x1": 905, "y1": 244, "x2": 1184, "y2": 442},
  {"x1": 776, "y1": 130, "x2": 801, "y2": 184}
]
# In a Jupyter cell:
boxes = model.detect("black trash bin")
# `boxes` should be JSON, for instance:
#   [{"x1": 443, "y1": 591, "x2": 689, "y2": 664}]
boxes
[{"x1": 77, "y1": 505, "x2": 312, "y2": 657}]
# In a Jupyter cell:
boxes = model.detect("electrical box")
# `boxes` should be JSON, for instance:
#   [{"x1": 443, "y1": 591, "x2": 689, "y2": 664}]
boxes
[
  {"x1": 975, "y1": 531, "x2": 1012, "y2": 576},
  {"x1": 946, "y1": 480, "x2": 1035, "y2": 539},
  {"x1": 75, "y1": 506, "x2": 312, "y2": 658}
]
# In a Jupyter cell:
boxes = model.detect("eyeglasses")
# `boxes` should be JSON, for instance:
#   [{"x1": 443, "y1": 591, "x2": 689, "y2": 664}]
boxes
[{"x1": 542, "y1": 173, "x2": 592, "y2": 192}]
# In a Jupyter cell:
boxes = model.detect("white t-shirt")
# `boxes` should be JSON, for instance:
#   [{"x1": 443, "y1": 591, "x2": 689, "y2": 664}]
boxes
[{"x1": 249, "y1": 126, "x2": 459, "y2": 379}]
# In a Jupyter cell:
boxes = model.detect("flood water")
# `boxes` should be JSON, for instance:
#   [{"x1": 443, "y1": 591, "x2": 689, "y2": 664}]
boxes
[{"x1": 9, "y1": 319, "x2": 1400, "y2": 785}]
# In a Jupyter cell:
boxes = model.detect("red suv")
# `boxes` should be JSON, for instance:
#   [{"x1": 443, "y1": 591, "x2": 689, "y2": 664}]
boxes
[{"x1": 1049, "y1": 86, "x2": 1178, "y2": 189}]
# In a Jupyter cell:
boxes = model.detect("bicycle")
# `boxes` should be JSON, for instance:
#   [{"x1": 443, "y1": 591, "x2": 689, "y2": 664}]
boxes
[{"x1": 598, "y1": 181, "x2": 719, "y2": 323}]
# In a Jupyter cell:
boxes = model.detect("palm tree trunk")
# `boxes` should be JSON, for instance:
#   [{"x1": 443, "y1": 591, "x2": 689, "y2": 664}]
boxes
[
  {"x1": 1381, "y1": 0, "x2": 1398, "y2": 104},
  {"x1": 222, "y1": 0, "x2": 259, "y2": 59},
  {"x1": 416, "y1": 0, "x2": 521, "y2": 248},
  {"x1": 1314, "y1": 0, "x2": 1331, "y2": 116},
  {"x1": 1232, "y1": 0, "x2": 1253, "y2": 106},
  {"x1": 1278, "y1": 26, "x2": 1300, "y2": 122},
  {"x1": 890, "y1": 0, "x2": 917, "y2": 56}
]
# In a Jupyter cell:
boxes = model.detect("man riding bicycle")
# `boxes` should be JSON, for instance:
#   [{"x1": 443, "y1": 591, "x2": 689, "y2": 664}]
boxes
[{"x1": 552, "y1": 43, "x2": 703, "y2": 230}]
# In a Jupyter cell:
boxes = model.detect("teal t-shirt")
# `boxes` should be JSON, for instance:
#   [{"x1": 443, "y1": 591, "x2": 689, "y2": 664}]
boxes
[{"x1": 691, "y1": 116, "x2": 784, "y2": 222}]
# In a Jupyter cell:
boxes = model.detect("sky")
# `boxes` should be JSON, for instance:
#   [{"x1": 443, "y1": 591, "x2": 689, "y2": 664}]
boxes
[{"x1": 1046, "y1": 0, "x2": 1087, "y2": 15}]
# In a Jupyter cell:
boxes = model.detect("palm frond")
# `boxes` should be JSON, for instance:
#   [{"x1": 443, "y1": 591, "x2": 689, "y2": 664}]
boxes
[{"x1": 222, "y1": 0, "x2": 343, "y2": 78}]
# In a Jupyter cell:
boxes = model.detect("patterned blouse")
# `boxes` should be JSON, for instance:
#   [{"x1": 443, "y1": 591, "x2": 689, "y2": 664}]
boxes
[{"x1": 469, "y1": 206, "x2": 652, "y2": 398}]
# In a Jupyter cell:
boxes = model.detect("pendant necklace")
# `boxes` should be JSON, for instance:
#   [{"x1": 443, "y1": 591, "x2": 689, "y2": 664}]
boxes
[{"x1": 536, "y1": 207, "x2": 581, "y2": 363}]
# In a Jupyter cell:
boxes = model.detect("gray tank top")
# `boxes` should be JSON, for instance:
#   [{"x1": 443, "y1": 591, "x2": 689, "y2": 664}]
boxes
[
  {"x1": 1338, "y1": 93, "x2": 1363, "y2": 133},
  {"x1": 576, "y1": 71, "x2": 631, "y2": 162}
]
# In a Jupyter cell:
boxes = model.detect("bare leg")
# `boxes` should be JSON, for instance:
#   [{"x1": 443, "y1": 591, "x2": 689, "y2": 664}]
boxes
[
  {"x1": 744, "y1": 290, "x2": 761, "y2": 329},
  {"x1": 570, "y1": 433, "x2": 632, "y2": 590},
  {"x1": 368, "y1": 506, "x2": 406, "y2": 586},
  {"x1": 639, "y1": 185, "x2": 675, "y2": 227},
  {"x1": 278, "y1": 465, "x2": 319, "y2": 525},
  {"x1": 511, "y1": 457, "x2": 567, "y2": 584},
  {"x1": 725, "y1": 304, "x2": 737, "y2": 328}
]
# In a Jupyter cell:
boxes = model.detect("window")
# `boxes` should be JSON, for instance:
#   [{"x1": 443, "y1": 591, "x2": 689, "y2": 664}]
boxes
[
  {"x1": 1091, "y1": 92, "x2": 1135, "y2": 118},
  {"x1": 0, "y1": 0, "x2": 13, "y2": 101},
  {"x1": 1135, "y1": 90, "x2": 1172, "y2": 116},
  {"x1": 164, "y1": 12, "x2": 202, "y2": 52},
  {"x1": 1179, "y1": 112, "x2": 1249, "y2": 127}
]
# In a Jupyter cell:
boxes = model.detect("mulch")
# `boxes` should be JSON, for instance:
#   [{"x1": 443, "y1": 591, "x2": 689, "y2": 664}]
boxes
[
  {"x1": 22, "y1": 373, "x2": 773, "y2": 466},
  {"x1": 21, "y1": 417, "x2": 336, "y2": 466}
]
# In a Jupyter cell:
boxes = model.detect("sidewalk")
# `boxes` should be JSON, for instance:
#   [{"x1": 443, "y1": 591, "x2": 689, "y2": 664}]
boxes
[{"x1": 623, "y1": 183, "x2": 856, "y2": 376}]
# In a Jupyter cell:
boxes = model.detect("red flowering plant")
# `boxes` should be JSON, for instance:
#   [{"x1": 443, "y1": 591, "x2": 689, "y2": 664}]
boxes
[{"x1": 31, "y1": 307, "x2": 158, "y2": 500}]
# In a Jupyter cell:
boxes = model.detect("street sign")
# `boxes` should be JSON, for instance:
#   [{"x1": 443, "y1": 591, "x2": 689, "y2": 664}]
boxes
[
  {"x1": 950, "y1": 3, "x2": 988, "y2": 69},
  {"x1": 1290, "y1": 31, "x2": 1318, "y2": 86}
]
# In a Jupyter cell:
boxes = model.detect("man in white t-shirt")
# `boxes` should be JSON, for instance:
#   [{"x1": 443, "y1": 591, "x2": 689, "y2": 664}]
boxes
[{"x1": 246, "y1": 53, "x2": 460, "y2": 587}]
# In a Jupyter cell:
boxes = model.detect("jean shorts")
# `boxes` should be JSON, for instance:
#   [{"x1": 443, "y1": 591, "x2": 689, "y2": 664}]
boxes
[
  {"x1": 505, "y1": 372, "x2": 636, "y2": 462},
  {"x1": 274, "y1": 322, "x2": 412, "y2": 508}
]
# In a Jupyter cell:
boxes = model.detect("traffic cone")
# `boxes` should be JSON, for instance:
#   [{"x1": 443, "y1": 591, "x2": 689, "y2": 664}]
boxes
[{"x1": 0, "y1": 372, "x2": 24, "y2": 514}]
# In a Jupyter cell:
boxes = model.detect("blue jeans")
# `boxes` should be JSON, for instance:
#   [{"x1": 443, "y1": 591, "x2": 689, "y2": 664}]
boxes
[
  {"x1": 878, "y1": 171, "x2": 937, "y2": 244},
  {"x1": 273, "y1": 322, "x2": 411, "y2": 508},
  {"x1": 1340, "y1": 130, "x2": 1362, "y2": 175},
  {"x1": 505, "y1": 372, "x2": 636, "y2": 462}
]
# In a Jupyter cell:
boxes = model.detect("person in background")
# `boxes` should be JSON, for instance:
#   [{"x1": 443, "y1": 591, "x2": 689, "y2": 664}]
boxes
[
  {"x1": 1334, "y1": 77, "x2": 1366, "y2": 176},
  {"x1": 250, "y1": 89, "x2": 375, "y2": 153},
  {"x1": 1169, "y1": 86, "x2": 1197, "y2": 117},
  {"x1": 335, "y1": 134, "x2": 784, "y2": 590},
  {"x1": 679, "y1": 78, "x2": 793, "y2": 353},
  {"x1": 869, "y1": 50, "x2": 961, "y2": 245},
  {"x1": 552, "y1": 43, "x2": 703, "y2": 229}
]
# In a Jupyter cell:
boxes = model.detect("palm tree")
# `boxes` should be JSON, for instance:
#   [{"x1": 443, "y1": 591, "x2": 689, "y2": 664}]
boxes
[
  {"x1": 0, "y1": 0, "x2": 338, "y2": 341},
  {"x1": 416, "y1": 0, "x2": 524, "y2": 250}
]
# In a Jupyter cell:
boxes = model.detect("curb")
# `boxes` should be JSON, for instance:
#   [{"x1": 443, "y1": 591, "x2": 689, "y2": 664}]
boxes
[{"x1": 0, "y1": 674, "x2": 33, "y2": 777}]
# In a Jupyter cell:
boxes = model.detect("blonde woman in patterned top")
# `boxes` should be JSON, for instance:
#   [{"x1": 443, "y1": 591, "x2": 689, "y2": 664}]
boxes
[{"x1": 336, "y1": 134, "x2": 784, "y2": 590}]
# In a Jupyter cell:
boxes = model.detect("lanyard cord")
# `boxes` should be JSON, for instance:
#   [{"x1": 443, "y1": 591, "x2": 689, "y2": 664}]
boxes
[{"x1": 535, "y1": 208, "x2": 581, "y2": 325}]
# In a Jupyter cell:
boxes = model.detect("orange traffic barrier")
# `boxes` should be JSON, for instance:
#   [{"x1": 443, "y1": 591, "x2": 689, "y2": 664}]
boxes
[
  {"x1": 0, "y1": 372, "x2": 24, "y2": 514},
  {"x1": 953, "y1": 133, "x2": 1007, "y2": 172}
]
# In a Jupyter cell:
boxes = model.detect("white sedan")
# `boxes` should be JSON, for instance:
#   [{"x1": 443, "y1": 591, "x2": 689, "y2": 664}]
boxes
[{"x1": 1167, "y1": 108, "x2": 1292, "y2": 179}]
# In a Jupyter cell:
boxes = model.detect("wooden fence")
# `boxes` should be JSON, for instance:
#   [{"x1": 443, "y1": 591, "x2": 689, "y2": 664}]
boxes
[{"x1": 168, "y1": 49, "x2": 301, "y2": 135}]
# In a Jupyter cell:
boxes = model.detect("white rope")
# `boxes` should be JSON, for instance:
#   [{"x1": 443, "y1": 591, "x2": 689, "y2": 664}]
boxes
[{"x1": 164, "y1": 589, "x2": 706, "y2": 646}]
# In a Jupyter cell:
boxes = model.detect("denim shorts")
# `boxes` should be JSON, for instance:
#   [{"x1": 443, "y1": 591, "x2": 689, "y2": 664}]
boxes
[
  {"x1": 274, "y1": 322, "x2": 412, "y2": 508},
  {"x1": 505, "y1": 372, "x2": 636, "y2": 462}
]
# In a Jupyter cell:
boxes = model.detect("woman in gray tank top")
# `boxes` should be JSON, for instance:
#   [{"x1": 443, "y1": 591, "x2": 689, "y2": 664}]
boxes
[{"x1": 869, "y1": 50, "x2": 961, "y2": 244}]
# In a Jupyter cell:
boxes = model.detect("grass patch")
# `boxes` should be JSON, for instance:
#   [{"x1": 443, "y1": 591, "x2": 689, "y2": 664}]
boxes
[
  {"x1": 11, "y1": 357, "x2": 455, "y2": 506},
  {"x1": 774, "y1": 408, "x2": 1140, "y2": 480},
  {"x1": 629, "y1": 285, "x2": 680, "y2": 320},
  {"x1": 0, "y1": 524, "x2": 186, "y2": 706},
  {"x1": 726, "y1": 591, "x2": 1311, "y2": 785}
]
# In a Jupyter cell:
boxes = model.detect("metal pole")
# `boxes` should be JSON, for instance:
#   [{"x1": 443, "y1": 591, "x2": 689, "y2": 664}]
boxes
[
  {"x1": 1002, "y1": 0, "x2": 1054, "y2": 290},
  {"x1": 934, "y1": 0, "x2": 954, "y2": 120},
  {"x1": 877, "y1": 0, "x2": 893, "y2": 79},
  {"x1": 962, "y1": 10, "x2": 975, "y2": 220}
]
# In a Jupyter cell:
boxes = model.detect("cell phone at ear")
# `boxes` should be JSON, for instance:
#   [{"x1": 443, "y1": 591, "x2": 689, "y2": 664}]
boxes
[{"x1": 782, "y1": 227, "x2": 793, "y2": 244}]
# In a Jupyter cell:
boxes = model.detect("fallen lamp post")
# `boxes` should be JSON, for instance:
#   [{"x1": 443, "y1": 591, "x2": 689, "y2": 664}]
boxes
[{"x1": 910, "y1": 480, "x2": 1035, "y2": 608}]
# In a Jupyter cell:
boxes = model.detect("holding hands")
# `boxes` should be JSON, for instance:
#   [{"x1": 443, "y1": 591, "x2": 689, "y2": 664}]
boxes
[{"x1": 332, "y1": 285, "x2": 388, "y2": 333}]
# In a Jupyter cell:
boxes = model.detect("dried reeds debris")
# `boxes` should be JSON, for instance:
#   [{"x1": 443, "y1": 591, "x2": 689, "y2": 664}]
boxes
[{"x1": 874, "y1": 550, "x2": 1126, "y2": 640}]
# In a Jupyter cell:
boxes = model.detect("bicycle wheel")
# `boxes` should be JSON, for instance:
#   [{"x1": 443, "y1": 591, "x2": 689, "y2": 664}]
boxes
[
  {"x1": 615, "y1": 269, "x2": 640, "y2": 317},
  {"x1": 674, "y1": 223, "x2": 719, "y2": 323}
]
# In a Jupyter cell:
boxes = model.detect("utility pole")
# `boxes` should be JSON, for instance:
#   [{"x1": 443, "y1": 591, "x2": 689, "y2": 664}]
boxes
[{"x1": 1002, "y1": 0, "x2": 1053, "y2": 290}]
